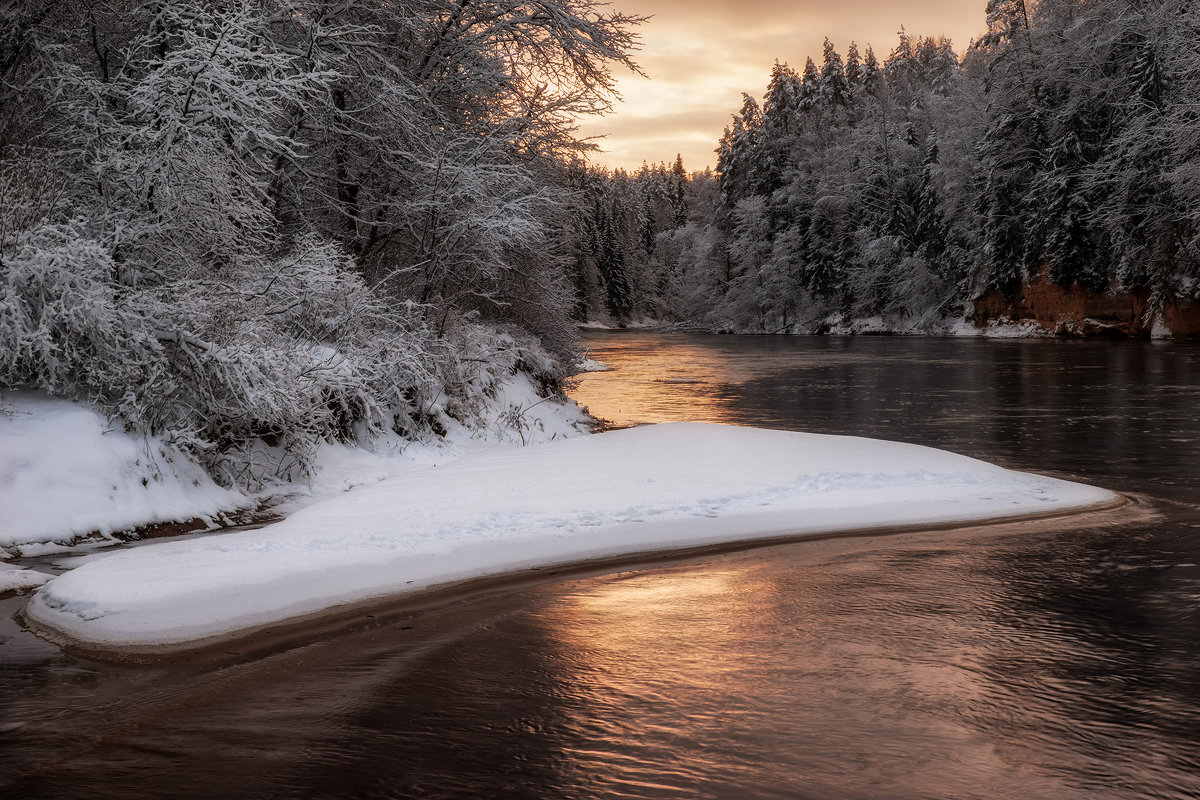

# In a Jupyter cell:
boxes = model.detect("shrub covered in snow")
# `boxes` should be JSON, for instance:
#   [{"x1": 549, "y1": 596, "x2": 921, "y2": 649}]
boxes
[{"x1": 0, "y1": 0, "x2": 641, "y2": 488}]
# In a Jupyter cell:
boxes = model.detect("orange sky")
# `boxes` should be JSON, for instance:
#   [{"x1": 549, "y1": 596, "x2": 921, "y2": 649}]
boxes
[{"x1": 578, "y1": 0, "x2": 987, "y2": 172}]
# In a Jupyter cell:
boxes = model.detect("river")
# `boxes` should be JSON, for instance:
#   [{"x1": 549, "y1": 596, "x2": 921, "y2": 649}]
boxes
[{"x1": 3, "y1": 332, "x2": 1199, "y2": 799}]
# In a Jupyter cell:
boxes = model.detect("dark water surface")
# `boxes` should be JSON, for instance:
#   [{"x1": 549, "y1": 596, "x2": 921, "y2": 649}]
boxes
[{"x1": 4, "y1": 333, "x2": 1200, "y2": 799}]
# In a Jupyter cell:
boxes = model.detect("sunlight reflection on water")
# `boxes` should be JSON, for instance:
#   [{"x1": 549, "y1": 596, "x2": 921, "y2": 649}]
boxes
[{"x1": 5, "y1": 333, "x2": 1200, "y2": 800}]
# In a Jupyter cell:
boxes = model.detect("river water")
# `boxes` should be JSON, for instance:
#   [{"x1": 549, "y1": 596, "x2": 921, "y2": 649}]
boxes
[{"x1": 3, "y1": 332, "x2": 1200, "y2": 799}]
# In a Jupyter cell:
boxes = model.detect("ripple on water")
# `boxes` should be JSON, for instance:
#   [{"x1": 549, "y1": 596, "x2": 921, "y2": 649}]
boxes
[{"x1": 6, "y1": 334, "x2": 1200, "y2": 799}]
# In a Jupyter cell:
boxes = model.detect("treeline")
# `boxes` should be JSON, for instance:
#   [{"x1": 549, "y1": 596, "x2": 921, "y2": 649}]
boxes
[
  {"x1": 0, "y1": 0, "x2": 640, "y2": 484},
  {"x1": 578, "y1": 0, "x2": 1200, "y2": 333},
  {"x1": 564, "y1": 156, "x2": 718, "y2": 323}
]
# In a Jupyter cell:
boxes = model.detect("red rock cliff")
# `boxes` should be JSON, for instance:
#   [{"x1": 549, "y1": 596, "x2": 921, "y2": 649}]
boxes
[{"x1": 972, "y1": 270, "x2": 1200, "y2": 339}]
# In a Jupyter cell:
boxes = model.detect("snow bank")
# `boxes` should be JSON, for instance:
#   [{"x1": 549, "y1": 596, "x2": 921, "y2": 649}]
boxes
[
  {"x1": 0, "y1": 563, "x2": 50, "y2": 593},
  {"x1": 24, "y1": 423, "x2": 1120, "y2": 654},
  {"x1": 1, "y1": 378, "x2": 591, "y2": 556},
  {"x1": 821, "y1": 313, "x2": 983, "y2": 337},
  {"x1": 981, "y1": 317, "x2": 1055, "y2": 338},
  {"x1": 574, "y1": 358, "x2": 611, "y2": 373},
  {"x1": 0, "y1": 392, "x2": 247, "y2": 554}
]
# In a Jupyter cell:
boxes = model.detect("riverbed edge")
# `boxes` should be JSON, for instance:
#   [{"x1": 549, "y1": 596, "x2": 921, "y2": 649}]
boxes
[{"x1": 18, "y1": 492, "x2": 1132, "y2": 667}]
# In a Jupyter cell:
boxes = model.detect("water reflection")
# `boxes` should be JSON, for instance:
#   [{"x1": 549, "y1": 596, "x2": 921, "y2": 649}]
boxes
[
  {"x1": 572, "y1": 334, "x2": 1200, "y2": 498},
  {"x1": 572, "y1": 334, "x2": 755, "y2": 426},
  {"x1": 5, "y1": 333, "x2": 1200, "y2": 799},
  {"x1": 966, "y1": 526, "x2": 1200, "y2": 796},
  {"x1": 264, "y1": 524, "x2": 1197, "y2": 799}
]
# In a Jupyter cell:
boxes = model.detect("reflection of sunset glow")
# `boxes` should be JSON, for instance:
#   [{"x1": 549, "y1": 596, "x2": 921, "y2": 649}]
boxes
[
  {"x1": 539, "y1": 548, "x2": 1020, "y2": 798},
  {"x1": 551, "y1": 568, "x2": 762, "y2": 683},
  {"x1": 569, "y1": 335, "x2": 753, "y2": 427},
  {"x1": 571, "y1": 569, "x2": 741, "y2": 619}
]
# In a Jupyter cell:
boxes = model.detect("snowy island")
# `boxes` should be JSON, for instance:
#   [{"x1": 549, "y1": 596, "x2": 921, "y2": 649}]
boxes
[{"x1": 3, "y1": 398, "x2": 1121, "y2": 660}]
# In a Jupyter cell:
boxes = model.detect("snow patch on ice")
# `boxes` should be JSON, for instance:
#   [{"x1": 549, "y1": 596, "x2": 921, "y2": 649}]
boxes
[
  {"x1": 0, "y1": 563, "x2": 51, "y2": 593},
  {"x1": 575, "y1": 358, "x2": 611, "y2": 373}
]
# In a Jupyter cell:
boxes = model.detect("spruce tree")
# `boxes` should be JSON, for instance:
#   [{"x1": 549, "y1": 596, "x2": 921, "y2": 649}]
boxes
[
  {"x1": 820, "y1": 39, "x2": 849, "y2": 107},
  {"x1": 763, "y1": 61, "x2": 801, "y2": 136},
  {"x1": 670, "y1": 154, "x2": 689, "y2": 228},
  {"x1": 760, "y1": 62, "x2": 801, "y2": 194},
  {"x1": 862, "y1": 46, "x2": 882, "y2": 96},
  {"x1": 799, "y1": 57, "x2": 821, "y2": 112},
  {"x1": 716, "y1": 94, "x2": 763, "y2": 210},
  {"x1": 846, "y1": 42, "x2": 863, "y2": 88}
]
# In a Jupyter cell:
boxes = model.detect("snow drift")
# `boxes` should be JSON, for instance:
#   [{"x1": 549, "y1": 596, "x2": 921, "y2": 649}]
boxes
[
  {"x1": 0, "y1": 392, "x2": 247, "y2": 553},
  {"x1": 24, "y1": 423, "x2": 1120, "y2": 655}
]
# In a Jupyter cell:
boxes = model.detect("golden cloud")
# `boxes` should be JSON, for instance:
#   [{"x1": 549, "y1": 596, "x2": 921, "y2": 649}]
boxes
[{"x1": 581, "y1": 0, "x2": 986, "y2": 171}]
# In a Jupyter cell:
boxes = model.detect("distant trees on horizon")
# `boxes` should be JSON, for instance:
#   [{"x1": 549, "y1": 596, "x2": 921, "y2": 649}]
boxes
[{"x1": 572, "y1": 0, "x2": 1200, "y2": 334}]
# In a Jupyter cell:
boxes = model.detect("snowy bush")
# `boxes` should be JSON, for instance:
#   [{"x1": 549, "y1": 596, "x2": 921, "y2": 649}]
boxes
[
  {"x1": 137, "y1": 237, "x2": 453, "y2": 487},
  {"x1": 0, "y1": 220, "x2": 570, "y2": 488},
  {"x1": 0, "y1": 219, "x2": 165, "y2": 404},
  {"x1": 0, "y1": 0, "x2": 642, "y2": 491},
  {"x1": 435, "y1": 316, "x2": 563, "y2": 431}
]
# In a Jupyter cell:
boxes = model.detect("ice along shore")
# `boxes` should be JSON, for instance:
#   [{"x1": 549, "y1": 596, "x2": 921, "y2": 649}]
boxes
[{"x1": 23, "y1": 423, "x2": 1123, "y2": 660}]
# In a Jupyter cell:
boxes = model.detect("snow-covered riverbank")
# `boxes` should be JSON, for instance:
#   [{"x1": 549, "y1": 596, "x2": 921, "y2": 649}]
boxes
[
  {"x1": 18, "y1": 421, "x2": 1120, "y2": 658},
  {"x1": 0, "y1": 380, "x2": 592, "y2": 587}
]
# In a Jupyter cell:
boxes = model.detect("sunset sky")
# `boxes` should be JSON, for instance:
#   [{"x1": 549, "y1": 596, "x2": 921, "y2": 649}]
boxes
[{"x1": 578, "y1": 0, "x2": 988, "y2": 172}]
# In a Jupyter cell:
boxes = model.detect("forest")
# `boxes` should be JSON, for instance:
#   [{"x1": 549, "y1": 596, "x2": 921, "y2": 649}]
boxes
[
  {"x1": 4, "y1": 0, "x2": 1200, "y2": 492},
  {"x1": 0, "y1": 0, "x2": 642, "y2": 486},
  {"x1": 571, "y1": 0, "x2": 1200, "y2": 335}
]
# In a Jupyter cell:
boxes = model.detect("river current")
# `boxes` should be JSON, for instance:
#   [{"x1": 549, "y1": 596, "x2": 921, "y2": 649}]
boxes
[{"x1": 3, "y1": 332, "x2": 1199, "y2": 799}]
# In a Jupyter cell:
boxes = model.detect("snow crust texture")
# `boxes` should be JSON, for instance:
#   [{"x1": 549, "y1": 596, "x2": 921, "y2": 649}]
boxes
[
  {"x1": 0, "y1": 563, "x2": 50, "y2": 593},
  {"x1": 0, "y1": 379, "x2": 590, "y2": 559},
  {"x1": 0, "y1": 393, "x2": 246, "y2": 553},
  {"x1": 24, "y1": 423, "x2": 1119, "y2": 652}
]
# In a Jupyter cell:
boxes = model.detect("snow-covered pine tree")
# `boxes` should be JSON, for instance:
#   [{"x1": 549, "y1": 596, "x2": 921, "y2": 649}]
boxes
[
  {"x1": 820, "y1": 39, "x2": 850, "y2": 108},
  {"x1": 716, "y1": 94, "x2": 763, "y2": 211},
  {"x1": 670, "y1": 154, "x2": 689, "y2": 229},
  {"x1": 759, "y1": 61, "x2": 801, "y2": 197},
  {"x1": 970, "y1": 0, "x2": 1045, "y2": 295},
  {"x1": 799, "y1": 57, "x2": 821, "y2": 113},
  {"x1": 594, "y1": 198, "x2": 633, "y2": 321},
  {"x1": 845, "y1": 42, "x2": 863, "y2": 90},
  {"x1": 1085, "y1": 0, "x2": 1183, "y2": 296},
  {"x1": 862, "y1": 45, "x2": 882, "y2": 96},
  {"x1": 1164, "y1": 0, "x2": 1200, "y2": 288}
]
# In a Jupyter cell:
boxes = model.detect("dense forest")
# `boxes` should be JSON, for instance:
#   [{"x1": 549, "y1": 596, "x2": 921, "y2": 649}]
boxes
[
  {"x1": 571, "y1": 0, "x2": 1200, "y2": 335},
  {"x1": 5, "y1": 0, "x2": 1200, "y2": 490},
  {"x1": 0, "y1": 0, "x2": 642, "y2": 485}
]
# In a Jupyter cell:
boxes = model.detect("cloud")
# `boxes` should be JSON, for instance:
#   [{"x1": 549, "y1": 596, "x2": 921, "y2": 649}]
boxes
[{"x1": 581, "y1": 0, "x2": 986, "y2": 171}]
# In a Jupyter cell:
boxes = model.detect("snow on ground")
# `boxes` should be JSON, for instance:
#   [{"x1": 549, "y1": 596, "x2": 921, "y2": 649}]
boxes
[
  {"x1": 0, "y1": 392, "x2": 248, "y2": 555},
  {"x1": 574, "y1": 358, "x2": 611, "y2": 373},
  {"x1": 0, "y1": 377, "x2": 592, "y2": 560},
  {"x1": 822, "y1": 314, "x2": 984, "y2": 337},
  {"x1": 24, "y1": 422, "x2": 1119, "y2": 653},
  {"x1": 0, "y1": 563, "x2": 50, "y2": 593},
  {"x1": 268, "y1": 372, "x2": 593, "y2": 517},
  {"x1": 980, "y1": 317, "x2": 1055, "y2": 338}
]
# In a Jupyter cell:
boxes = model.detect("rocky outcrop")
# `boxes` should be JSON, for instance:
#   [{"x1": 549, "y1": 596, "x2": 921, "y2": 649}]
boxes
[{"x1": 972, "y1": 269, "x2": 1200, "y2": 339}]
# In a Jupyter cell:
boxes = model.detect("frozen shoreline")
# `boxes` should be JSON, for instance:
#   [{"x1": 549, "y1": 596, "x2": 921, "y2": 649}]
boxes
[
  {"x1": 21, "y1": 423, "x2": 1122, "y2": 661},
  {"x1": 0, "y1": 377, "x2": 592, "y2": 558},
  {"x1": 23, "y1": 497, "x2": 1130, "y2": 666}
]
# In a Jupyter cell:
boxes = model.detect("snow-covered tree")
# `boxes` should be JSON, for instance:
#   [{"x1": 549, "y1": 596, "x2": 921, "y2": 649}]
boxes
[
  {"x1": 0, "y1": 0, "x2": 645, "y2": 484},
  {"x1": 716, "y1": 94, "x2": 764, "y2": 209},
  {"x1": 820, "y1": 39, "x2": 849, "y2": 108}
]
